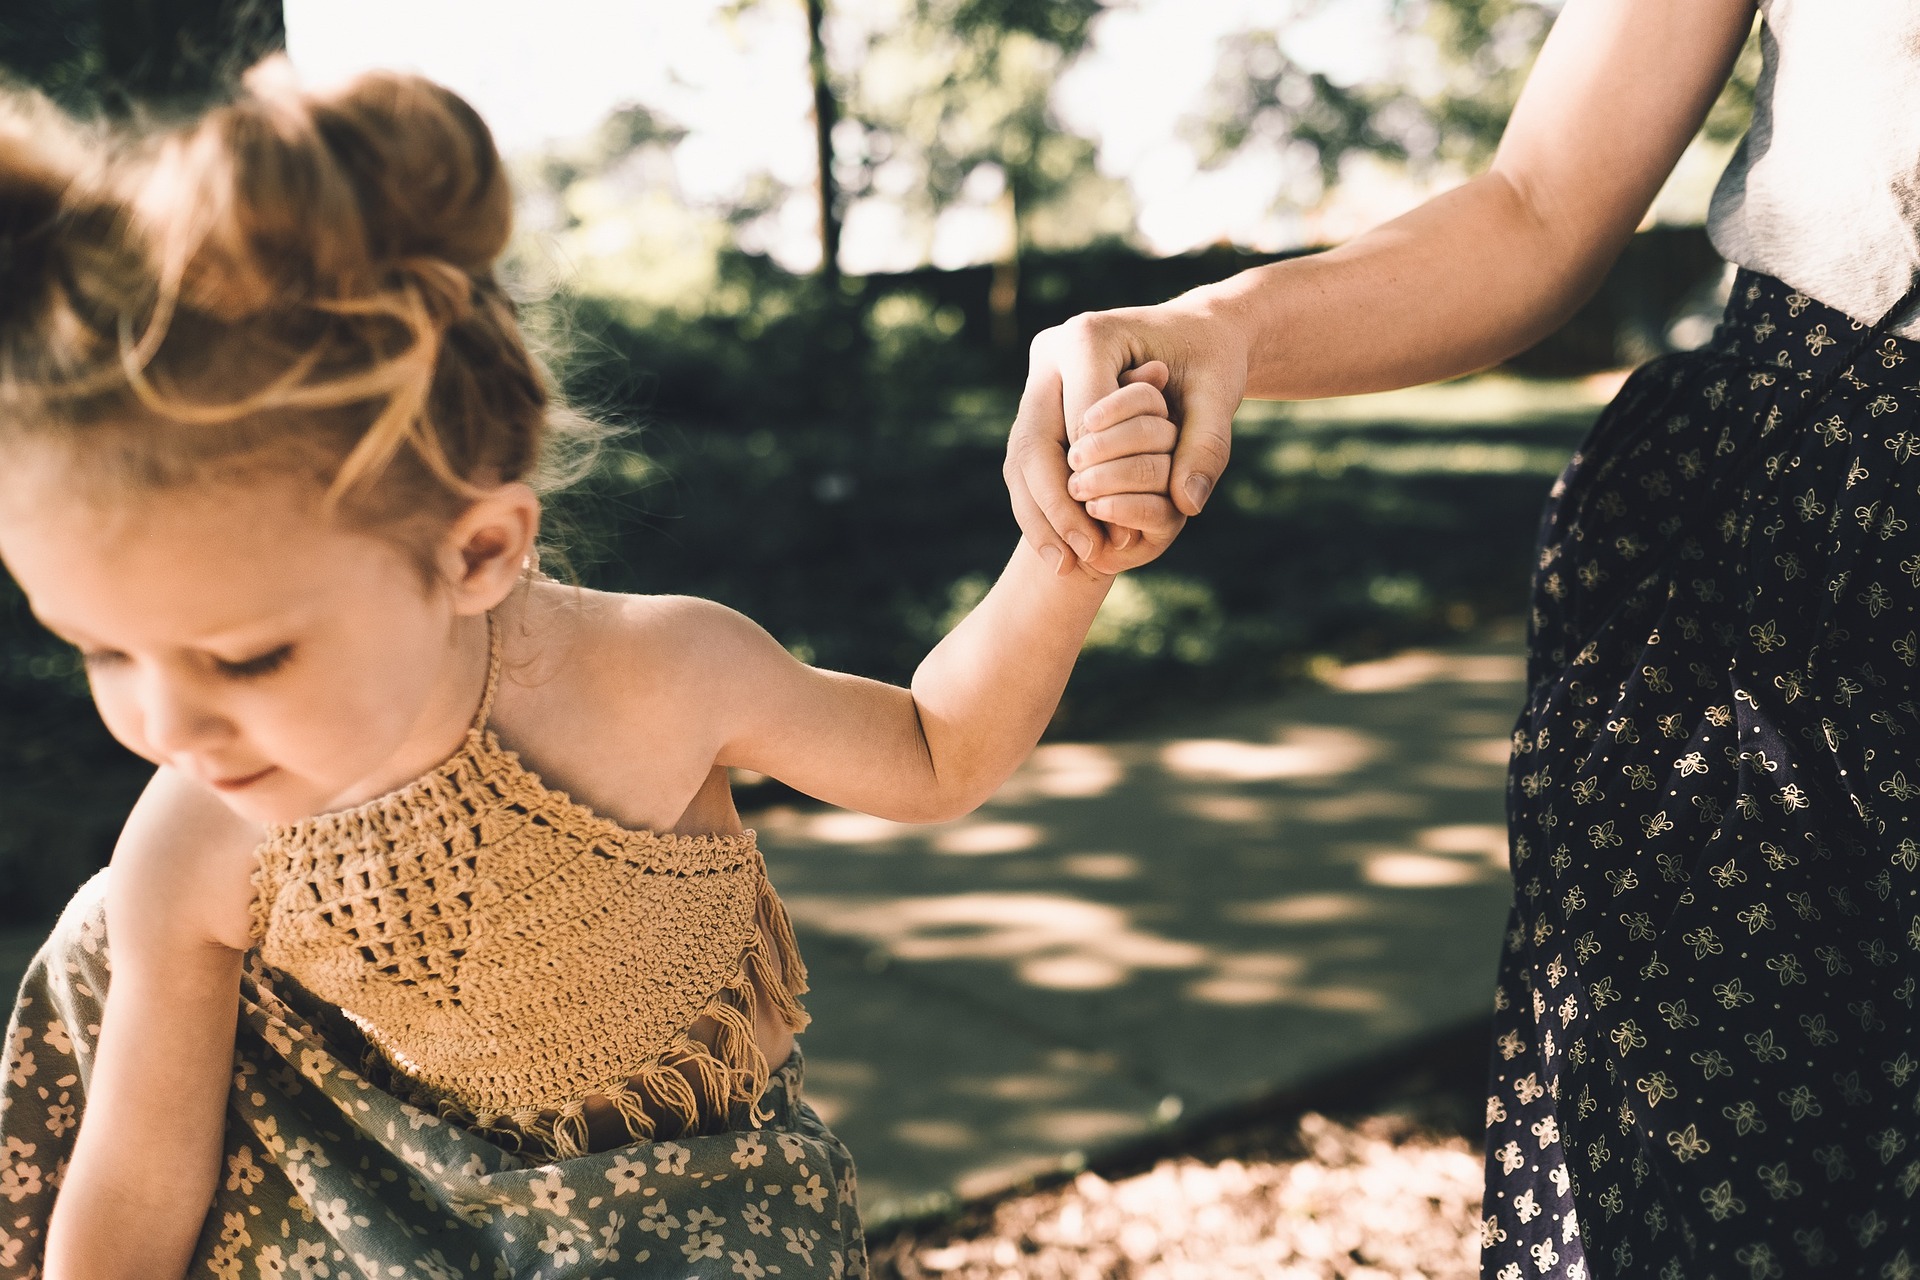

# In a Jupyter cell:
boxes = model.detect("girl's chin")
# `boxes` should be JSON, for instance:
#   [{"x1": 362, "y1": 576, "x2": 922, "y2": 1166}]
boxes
[{"x1": 206, "y1": 770, "x2": 326, "y2": 828}]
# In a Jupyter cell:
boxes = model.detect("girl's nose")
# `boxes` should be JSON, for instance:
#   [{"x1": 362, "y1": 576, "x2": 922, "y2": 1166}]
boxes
[{"x1": 139, "y1": 671, "x2": 233, "y2": 758}]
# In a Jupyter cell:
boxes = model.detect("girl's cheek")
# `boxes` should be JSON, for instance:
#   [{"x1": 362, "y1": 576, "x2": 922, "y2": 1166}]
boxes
[{"x1": 85, "y1": 674, "x2": 161, "y2": 765}]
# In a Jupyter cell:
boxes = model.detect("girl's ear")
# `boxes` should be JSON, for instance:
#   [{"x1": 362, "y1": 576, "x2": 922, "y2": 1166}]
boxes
[{"x1": 436, "y1": 482, "x2": 541, "y2": 614}]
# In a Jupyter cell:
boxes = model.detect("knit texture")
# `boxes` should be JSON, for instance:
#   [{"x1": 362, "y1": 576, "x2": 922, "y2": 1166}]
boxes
[{"x1": 248, "y1": 618, "x2": 810, "y2": 1159}]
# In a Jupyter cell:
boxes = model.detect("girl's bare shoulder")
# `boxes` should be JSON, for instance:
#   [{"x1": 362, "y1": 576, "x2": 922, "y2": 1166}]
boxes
[
  {"x1": 496, "y1": 582, "x2": 772, "y2": 830},
  {"x1": 108, "y1": 768, "x2": 264, "y2": 956},
  {"x1": 513, "y1": 581, "x2": 778, "y2": 697}
]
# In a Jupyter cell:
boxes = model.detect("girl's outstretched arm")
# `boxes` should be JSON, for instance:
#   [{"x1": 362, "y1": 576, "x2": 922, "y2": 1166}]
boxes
[
  {"x1": 43, "y1": 770, "x2": 260, "y2": 1280},
  {"x1": 697, "y1": 388, "x2": 1177, "y2": 825},
  {"x1": 700, "y1": 536, "x2": 1110, "y2": 823}
]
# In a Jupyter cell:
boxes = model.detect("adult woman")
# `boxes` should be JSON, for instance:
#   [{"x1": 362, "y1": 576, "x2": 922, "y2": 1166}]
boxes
[{"x1": 1012, "y1": 2, "x2": 1918, "y2": 1276}]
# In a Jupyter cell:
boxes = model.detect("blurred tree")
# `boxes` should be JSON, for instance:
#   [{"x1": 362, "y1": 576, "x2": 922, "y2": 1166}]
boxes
[
  {"x1": 729, "y1": 0, "x2": 1116, "y2": 301},
  {"x1": 837, "y1": 0, "x2": 1126, "y2": 341},
  {"x1": 0, "y1": 0, "x2": 283, "y2": 113},
  {"x1": 1198, "y1": 0, "x2": 1759, "y2": 214}
]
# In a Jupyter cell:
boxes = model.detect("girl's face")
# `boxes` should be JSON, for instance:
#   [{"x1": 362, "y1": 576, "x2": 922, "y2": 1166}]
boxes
[{"x1": 0, "y1": 452, "x2": 529, "y2": 827}]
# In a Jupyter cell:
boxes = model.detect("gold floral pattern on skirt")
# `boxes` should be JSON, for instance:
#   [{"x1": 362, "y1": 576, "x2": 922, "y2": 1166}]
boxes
[{"x1": 1485, "y1": 271, "x2": 1920, "y2": 1280}]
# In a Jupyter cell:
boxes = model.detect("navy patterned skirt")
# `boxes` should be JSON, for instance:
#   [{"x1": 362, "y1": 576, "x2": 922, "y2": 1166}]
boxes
[{"x1": 1482, "y1": 271, "x2": 1920, "y2": 1280}]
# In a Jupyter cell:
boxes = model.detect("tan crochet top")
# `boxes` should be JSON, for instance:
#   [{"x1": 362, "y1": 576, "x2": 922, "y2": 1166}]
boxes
[{"x1": 248, "y1": 614, "x2": 809, "y2": 1159}]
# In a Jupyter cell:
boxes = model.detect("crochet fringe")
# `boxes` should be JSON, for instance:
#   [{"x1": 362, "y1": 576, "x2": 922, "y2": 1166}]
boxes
[{"x1": 359, "y1": 876, "x2": 811, "y2": 1161}]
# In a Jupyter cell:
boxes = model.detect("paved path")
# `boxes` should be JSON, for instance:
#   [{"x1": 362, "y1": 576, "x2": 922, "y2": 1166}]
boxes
[
  {"x1": 0, "y1": 632, "x2": 1528, "y2": 1225},
  {"x1": 753, "y1": 632, "x2": 1528, "y2": 1221}
]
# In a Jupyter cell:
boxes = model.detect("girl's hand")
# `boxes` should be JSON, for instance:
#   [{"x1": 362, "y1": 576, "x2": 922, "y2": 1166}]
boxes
[
  {"x1": 1005, "y1": 304, "x2": 1249, "y2": 578},
  {"x1": 1064, "y1": 362, "x2": 1186, "y2": 572}
]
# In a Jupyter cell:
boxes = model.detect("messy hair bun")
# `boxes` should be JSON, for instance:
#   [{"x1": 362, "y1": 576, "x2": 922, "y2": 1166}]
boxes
[{"x1": 0, "y1": 56, "x2": 594, "y2": 538}]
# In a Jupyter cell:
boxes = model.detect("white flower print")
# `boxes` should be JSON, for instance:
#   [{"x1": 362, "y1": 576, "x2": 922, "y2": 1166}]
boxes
[
  {"x1": 682, "y1": 1230, "x2": 726, "y2": 1263},
  {"x1": 530, "y1": 1168, "x2": 576, "y2": 1216},
  {"x1": 537, "y1": 1224, "x2": 581, "y2": 1266},
  {"x1": 783, "y1": 1225, "x2": 822, "y2": 1264},
  {"x1": 793, "y1": 1173, "x2": 829, "y2": 1212},
  {"x1": 606, "y1": 1153, "x2": 647, "y2": 1196},
  {"x1": 729, "y1": 1249, "x2": 773, "y2": 1279},
  {"x1": 637, "y1": 1199, "x2": 681, "y2": 1239}
]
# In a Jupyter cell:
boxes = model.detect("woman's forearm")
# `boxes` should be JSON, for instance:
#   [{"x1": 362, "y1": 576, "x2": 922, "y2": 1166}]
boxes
[
  {"x1": 1186, "y1": 169, "x2": 1621, "y2": 401},
  {"x1": 1175, "y1": 0, "x2": 1757, "y2": 403}
]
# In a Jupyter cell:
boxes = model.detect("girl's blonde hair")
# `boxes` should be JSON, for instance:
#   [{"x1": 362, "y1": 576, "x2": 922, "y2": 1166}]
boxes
[{"x1": 0, "y1": 57, "x2": 596, "y2": 549}]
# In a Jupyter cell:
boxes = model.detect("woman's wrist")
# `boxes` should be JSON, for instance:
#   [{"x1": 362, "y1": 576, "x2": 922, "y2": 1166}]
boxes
[{"x1": 1169, "y1": 265, "x2": 1281, "y2": 387}]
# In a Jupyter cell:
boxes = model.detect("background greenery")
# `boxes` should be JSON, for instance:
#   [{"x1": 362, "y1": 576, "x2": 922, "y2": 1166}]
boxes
[{"x1": 0, "y1": 0, "x2": 1748, "y2": 925}]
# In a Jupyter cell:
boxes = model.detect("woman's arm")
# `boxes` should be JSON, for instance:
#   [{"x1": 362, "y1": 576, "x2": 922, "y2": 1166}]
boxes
[
  {"x1": 44, "y1": 770, "x2": 260, "y2": 1280},
  {"x1": 1010, "y1": 0, "x2": 1759, "y2": 571}
]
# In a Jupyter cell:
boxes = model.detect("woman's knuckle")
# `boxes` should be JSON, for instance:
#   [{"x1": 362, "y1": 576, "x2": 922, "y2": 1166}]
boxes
[{"x1": 1186, "y1": 433, "x2": 1232, "y2": 473}]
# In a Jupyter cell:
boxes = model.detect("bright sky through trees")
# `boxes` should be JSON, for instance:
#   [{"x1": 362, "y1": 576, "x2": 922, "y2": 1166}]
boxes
[{"x1": 285, "y1": 0, "x2": 1419, "y2": 271}]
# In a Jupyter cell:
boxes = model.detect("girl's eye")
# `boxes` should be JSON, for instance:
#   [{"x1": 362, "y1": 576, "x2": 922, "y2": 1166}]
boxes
[
  {"x1": 79, "y1": 649, "x2": 126, "y2": 671},
  {"x1": 217, "y1": 645, "x2": 294, "y2": 680}
]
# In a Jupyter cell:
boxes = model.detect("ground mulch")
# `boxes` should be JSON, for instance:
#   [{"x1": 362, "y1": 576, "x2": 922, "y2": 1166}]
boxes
[{"x1": 866, "y1": 1021, "x2": 1491, "y2": 1280}]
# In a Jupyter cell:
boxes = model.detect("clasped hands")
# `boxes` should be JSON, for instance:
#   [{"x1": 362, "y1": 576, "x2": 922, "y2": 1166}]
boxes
[{"x1": 1003, "y1": 304, "x2": 1250, "y2": 576}]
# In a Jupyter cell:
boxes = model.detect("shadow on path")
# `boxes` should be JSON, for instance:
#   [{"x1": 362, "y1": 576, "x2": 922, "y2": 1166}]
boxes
[{"x1": 759, "y1": 632, "x2": 1526, "y2": 1221}]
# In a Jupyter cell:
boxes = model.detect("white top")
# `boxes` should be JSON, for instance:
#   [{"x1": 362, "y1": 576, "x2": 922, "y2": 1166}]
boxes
[{"x1": 1707, "y1": 0, "x2": 1920, "y2": 336}]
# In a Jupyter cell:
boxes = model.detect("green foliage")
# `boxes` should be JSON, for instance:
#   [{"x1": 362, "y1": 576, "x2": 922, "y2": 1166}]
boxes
[
  {"x1": 0, "y1": 0, "x2": 105, "y2": 111},
  {"x1": 928, "y1": 0, "x2": 1106, "y2": 54},
  {"x1": 844, "y1": 4, "x2": 1126, "y2": 250},
  {"x1": 1200, "y1": 0, "x2": 1762, "y2": 203},
  {"x1": 0, "y1": 0, "x2": 283, "y2": 113}
]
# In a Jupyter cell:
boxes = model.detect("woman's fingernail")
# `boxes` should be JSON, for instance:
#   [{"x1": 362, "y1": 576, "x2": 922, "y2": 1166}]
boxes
[
  {"x1": 1114, "y1": 529, "x2": 1136, "y2": 551},
  {"x1": 1039, "y1": 544, "x2": 1062, "y2": 569},
  {"x1": 1066, "y1": 532, "x2": 1093, "y2": 562},
  {"x1": 1185, "y1": 474, "x2": 1212, "y2": 510}
]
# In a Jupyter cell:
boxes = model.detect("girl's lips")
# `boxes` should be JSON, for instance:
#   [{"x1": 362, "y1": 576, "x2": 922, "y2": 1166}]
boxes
[{"x1": 208, "y1": 765, "x2": 277, "y2": 791}]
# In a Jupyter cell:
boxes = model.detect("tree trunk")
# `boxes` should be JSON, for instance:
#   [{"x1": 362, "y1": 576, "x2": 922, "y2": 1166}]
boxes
[{"x1": 804, "y1": 0, "x2": 841, "y2": 286}]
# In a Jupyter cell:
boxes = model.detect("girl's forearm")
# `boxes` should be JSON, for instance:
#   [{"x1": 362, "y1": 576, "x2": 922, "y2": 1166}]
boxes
[
  {"x1": 1181, "y1": 169, "x2": 1622, "y2": 403},
  {"x1": 906, "y1": 539, "x2": 1112, "y2": 816},
  {"x1": 45, "y1": 953, "x2": 242, "y2": 1280}
]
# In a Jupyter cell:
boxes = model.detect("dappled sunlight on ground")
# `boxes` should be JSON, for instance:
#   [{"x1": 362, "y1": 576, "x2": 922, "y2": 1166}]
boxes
[
  {"x1": 785, "y1": 892, "x2": 1211, "y2": 989},
  {"x1": 754, "y1": 635, "x2": 1527, "y2": 1219},
  {"x1": 1158, "y1": 725, "x2": 1381, "y2": 782}
]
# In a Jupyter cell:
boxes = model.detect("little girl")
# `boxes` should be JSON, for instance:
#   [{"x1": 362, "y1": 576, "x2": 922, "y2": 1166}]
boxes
[{"x1": 0, "y1": 61, "x2": 1184, "y2": 1280}]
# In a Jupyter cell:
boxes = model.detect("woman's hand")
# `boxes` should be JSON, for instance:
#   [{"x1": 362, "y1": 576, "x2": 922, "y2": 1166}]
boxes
[
  {"x1": 1006, "y1": 0, "x2": 1758, "y2": 578},
  {"x1": 1005, "y1": 303, "x2": 1250, "y2": 577}
]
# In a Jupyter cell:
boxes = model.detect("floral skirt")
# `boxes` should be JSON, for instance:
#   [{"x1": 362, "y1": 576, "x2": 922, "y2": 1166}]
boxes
[
  {"x1": 0, "y1": 871, "x2": 867, "y2": 1279},
  {"x1": 1481, "y1": 271, "x2": 1920, "y2": 1280}
]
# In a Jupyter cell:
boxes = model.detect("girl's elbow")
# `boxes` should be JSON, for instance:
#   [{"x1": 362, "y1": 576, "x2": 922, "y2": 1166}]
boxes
[
  {"x1": 925, "y1": 776, "x2": 1005, "y2": 824},
  {"x1": 881, "y1": 777, "x2": 999, "y2": 825}
]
